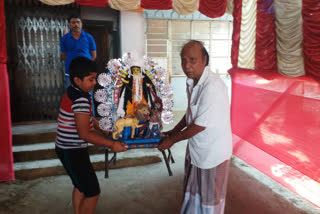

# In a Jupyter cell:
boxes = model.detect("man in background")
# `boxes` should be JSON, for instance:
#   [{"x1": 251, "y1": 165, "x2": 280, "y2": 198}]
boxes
[{"x1": 61, "y1": 14, "x2": 96, "y2": 88}]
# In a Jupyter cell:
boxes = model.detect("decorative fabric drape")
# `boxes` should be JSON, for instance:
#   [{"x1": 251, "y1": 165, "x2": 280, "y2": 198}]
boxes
[
  {"x1": 108, "y1": 0, "x2": 140, "y2": 10},
  {"x1": 231, "y1": 0, "x2": 242, "y2": 68},
  {"x1": 40, "y1": 0, "x2": 74, "y2": 5},
  {"x1": 274, "y1": 0, "x2": 304, "y2": 77},
  {"x1": 199, "y1": 0, "x2": 226, "y2": 18},
  {"x1": 75, "y1": 0, "x2": 109, "y2": 7},
  {"x1": 172, "y1": 0, "x2": 199, "y2": 15},
  {"x1": 255, "y1": 0, "x2": 277, "y2": 71},
  {"x1": 38, "y1": 0, "x2": 228, "y2": 18},
  {"x1": 39, "y1": 0, "x2": 74, "y2": 6},
  {"x1": 141, "y1": 0, "x2": 172, "y2": 10},
  {"x1": 232, "y1": 0, "x2": 318, "y2": 77},
  {"x1": 0, "y1": 0, "x2": 14, "y2": 182},
  {"x1": 303, "y1": 0, "x2": 320, "y2": 79},
  {"x1": 226, "y1": 0, "x2": 234, "y2": 14},
  {"x1": 237, "y1": 0, "x2": 256, "y2": 69},
  {"x1": 0, "y1": 0, "x2": 6, "y2": 64}
]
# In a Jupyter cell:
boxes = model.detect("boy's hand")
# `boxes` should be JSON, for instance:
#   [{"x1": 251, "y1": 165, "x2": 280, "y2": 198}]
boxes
[{"x1": 111, "y1": 141, "x2": 127, "y2": 153}]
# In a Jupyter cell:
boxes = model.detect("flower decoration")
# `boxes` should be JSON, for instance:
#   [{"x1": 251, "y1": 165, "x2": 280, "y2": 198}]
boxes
[
  {"x1": 162, "y1": 97, "x2": 174, "y2": 111},
  {"x1": 107, "y1": 59, "x2": 122, "y2": 75},
  {"x1": 156, "y1": 67, "x2": 166, "y2": 80},
  {"x1": 94, "y1": 89, "x2": 107, "y2": 103},
  {"x1": 97, "y1": 103, "x2": 113, "y2": 117},
  {"x1": 99, "y1": 117, "x2": 114, "y2": 131},
  {"x1": 97, "y1": 73, "x2": 112, "y2": 87},
  {"x1": 160, "y1": 83, "x2": 173, "y2": 97},
  {"x1": 143, "y1": 56, "x2": 154, "y2": 71},
  {"x1": 161, "y1": 111, "x2": 174, "y2": 124}
]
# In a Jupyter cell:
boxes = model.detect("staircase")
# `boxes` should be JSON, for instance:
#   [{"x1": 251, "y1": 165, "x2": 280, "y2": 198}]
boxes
[{"x1": 12, "y1": 122, "x2": 162, "y2": 180}]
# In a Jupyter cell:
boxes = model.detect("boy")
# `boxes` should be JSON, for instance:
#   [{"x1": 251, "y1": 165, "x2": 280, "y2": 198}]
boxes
[{"x1": 55, "y1": 57, "x2": 127, "y2": 214}]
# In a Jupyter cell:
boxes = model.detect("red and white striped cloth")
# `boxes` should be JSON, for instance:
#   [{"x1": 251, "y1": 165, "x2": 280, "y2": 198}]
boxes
[
  {"x1": 39, "y1": 0, "x2": 228, "y2": 18},
  {"x1": 39, "y1": 0, "x2": 320, "y2": 79},
  {"x1": 231, "y1": 0, "x2": 320, "y2": 79}
]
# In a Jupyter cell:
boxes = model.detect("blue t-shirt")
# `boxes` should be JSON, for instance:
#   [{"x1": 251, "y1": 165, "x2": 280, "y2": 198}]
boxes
[{"x1": 60, "y1": 30, "x2": 96, "y2": 75}]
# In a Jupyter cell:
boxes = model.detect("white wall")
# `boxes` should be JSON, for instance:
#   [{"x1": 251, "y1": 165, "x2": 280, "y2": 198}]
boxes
[
  {"x1": 171, "y1": 74, "x2": 231, "y2": 111},
  {"x1": 171, "y1": 77, "x2": 187, "y2": 111},
  {"x1": 120, "y1": 11, "x2": 145, "y2": 58}
]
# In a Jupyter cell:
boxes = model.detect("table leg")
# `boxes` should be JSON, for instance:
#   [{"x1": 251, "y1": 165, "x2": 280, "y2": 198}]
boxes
[
  {"x1": 162, "y1": 150, "x2": 173, "y2": 176},
  {"x1": 168, "y1": 148, "x2": 175, "y2": 163},
  {"x1": 105, "y1": 149, "x2": 109, "y2": 178},
  {"x1": 111, "y1": 153, "x2": 117, "y2": 165},
  {"x1": 105, "y1": 150, "x2": 117, "y2": 179}
]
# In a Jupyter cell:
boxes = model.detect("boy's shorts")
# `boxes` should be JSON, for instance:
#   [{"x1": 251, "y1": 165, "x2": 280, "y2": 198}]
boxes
[{"x1": 55, "y1": 146, "x2": 101, "y2": 197}]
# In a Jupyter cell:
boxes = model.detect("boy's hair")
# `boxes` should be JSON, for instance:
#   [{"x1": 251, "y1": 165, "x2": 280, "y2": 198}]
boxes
[
  {"x1": 69, "y1": 57, "x2": 97, "y2": 86},
  {"x1": 68, "y1": 14, "x2": 81, "y2": 22}
]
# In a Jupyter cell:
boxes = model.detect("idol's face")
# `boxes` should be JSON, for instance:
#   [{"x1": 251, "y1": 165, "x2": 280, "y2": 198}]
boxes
[{"x1": 131, "y1": 66, "x2": 141, "y2": 76}]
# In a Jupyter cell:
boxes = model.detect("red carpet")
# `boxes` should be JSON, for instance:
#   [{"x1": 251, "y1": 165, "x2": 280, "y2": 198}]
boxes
[{"x1": 230, "y1": 69, "x2": 320, "y2": 207}]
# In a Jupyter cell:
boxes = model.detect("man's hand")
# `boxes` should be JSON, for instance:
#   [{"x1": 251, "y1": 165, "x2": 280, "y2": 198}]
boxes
[
  {"x1": 111, "y1": 141, "x2": 127, "y2": 152},
  {"x1": 158, "y1": 137, "x2": 174, "y2": 151},
  {"x1": 103, "y1": 130, "x2": 111, "y2": 137},
  {"x1": 160, "y1": 129, "x2": 174, "y2": 137},
  {"x1": 61, "y1": 52, "x2": 66, "y2": 61}
]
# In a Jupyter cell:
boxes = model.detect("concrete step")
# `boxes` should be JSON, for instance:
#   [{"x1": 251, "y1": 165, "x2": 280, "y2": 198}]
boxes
[
  {"x1": 11, "y1": 122, "x2": 163, "y2": 180},
  {"x1": 14, "y1": 149, "x2": 162, "y2": 180},
  {"x1": 12, "y1": 122, "x2": 57, "y2": 146},
  {"x1": 12, "y1": 132, "x2": 57, "y2": 146},
  {"x1": 12, "y1": 121, "x2": 57, "y2": 135},
  {"x1": 13, "y1": 142, "x2": 104, "y2": 162}
]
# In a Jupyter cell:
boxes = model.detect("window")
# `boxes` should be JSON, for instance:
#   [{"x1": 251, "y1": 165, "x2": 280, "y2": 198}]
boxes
[{"x1": 146, "y1": 19, "x2": 233, "y2": 76}]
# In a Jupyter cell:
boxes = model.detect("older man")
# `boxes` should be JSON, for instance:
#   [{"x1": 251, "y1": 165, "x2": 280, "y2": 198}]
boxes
[{"x1": 158, "y1": 40, "x2": 232, "y2": 214}]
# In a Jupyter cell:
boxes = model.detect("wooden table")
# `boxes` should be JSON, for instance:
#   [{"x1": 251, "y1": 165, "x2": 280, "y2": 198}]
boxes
[{"x1": 103, "y1": 141, "x2": 175, "y2": 178}]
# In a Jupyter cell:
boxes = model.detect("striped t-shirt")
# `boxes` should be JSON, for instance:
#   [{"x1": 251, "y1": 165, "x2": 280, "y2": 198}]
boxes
[{"x1": 55, "y1": 85, "x2": 93, "y2": 149}]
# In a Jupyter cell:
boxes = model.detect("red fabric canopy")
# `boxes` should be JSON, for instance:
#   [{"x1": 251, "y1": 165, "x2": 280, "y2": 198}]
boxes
[
  {"x1": 255, "y1": 0, "x2": 277, "y2": 71},
  {"x1": 74, "y1": 0, "x2": 227, "y2": 19},
  {"x1": 231, "y1": 0, "x2": 242, "y2": 68},
  {"x1": 0, "y1": 0, "x2": 14, "y2": 182},
  {"x1": 303, "y1": 0, "x2": 320, "y2": 78},
  {"x1": 199, "y1": 0, "x2": 226, "y2": 18},
  {"x1": 141, "y1": 0, "x2": 172, "y2": 10},
  {"x1": 0, "y1": 0, "x2": 6, "y2": 64},
  {"x1": 75, "y1": 0, "x2": 109, "y2": 7}
]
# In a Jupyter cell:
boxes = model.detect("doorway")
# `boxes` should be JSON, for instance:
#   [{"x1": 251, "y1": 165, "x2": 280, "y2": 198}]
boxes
[
  {"x1": 83, "y1": 21, "x2": 118, "y2": 116},
  {"x1": 5, "y1": 1, "x2": 79, "y2": 123}
]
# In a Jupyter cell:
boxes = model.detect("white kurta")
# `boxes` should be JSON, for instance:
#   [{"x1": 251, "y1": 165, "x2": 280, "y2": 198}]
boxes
[{"x1": 185, "y1": 67, "x2": 233, "y2": 169}]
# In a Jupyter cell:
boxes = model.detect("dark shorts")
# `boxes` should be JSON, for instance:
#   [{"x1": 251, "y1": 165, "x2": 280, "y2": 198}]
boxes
[{"x1": 55, "y1": 146, "x2": 101, "y2": 197}]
